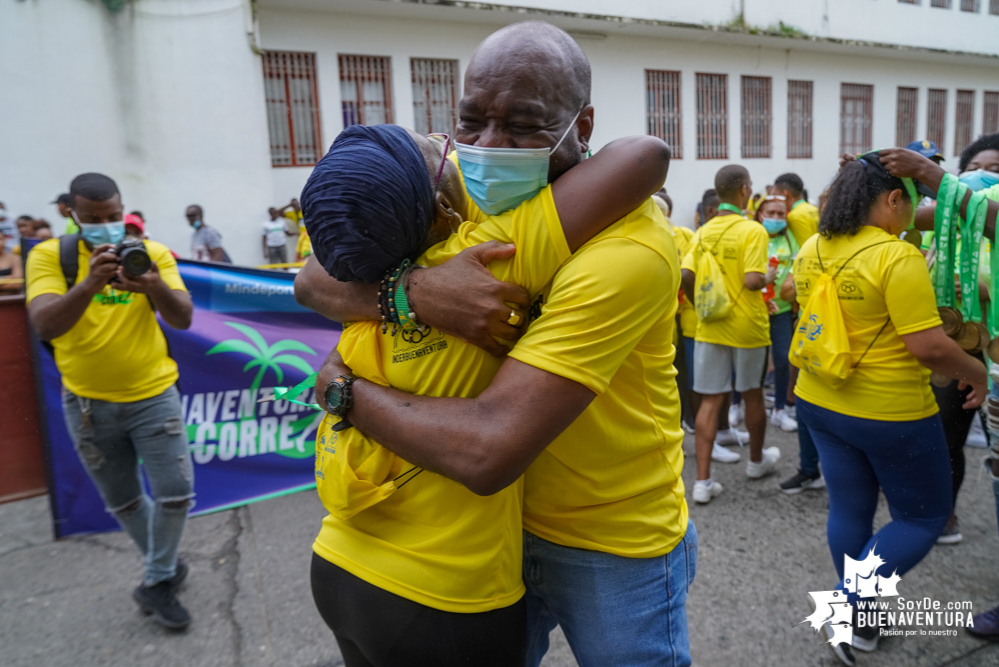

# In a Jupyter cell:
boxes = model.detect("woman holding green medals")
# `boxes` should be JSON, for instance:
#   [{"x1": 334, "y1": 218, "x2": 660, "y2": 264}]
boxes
[{"x1": 795, "y1": 149, "x2": 991, "y2": 666}]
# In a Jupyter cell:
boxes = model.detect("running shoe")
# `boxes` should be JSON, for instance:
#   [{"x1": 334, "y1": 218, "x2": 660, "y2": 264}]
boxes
[
  {"x1": 967, "y1": 416, "x2": 988, "y2": 448},
  {"x1": 746, "y1": 446, "x2": 781, "y2": 479},
  {"x1": 968, "y1": 604, "x2": 999, "y2": 641},
  {"x1": 133, "y1": 580, "x2": 191, "y2": 631},
  {"x1": 821, "y1": 623, "x2": 856, "y2": 666},
  {"x1": 779, "y1": 469, "x2": 825, "y2": 494},
  {"x1": 728, "y1": 403, "x2": 744, "y2": 428},
  {"x1": 936, "y1": 517, "x2": 963, "y2": 545},
  {"x1": 681, "y1": 419, "x2": 695, "y2": 434},
  {"x1": 711, "y1": 442, "x2": 740, "y2": 463},
  {"x1": 770, "y1": 408, "x2": 798, "y2": 432},
  {"x1": 716, "y1": 427, "x2": 749, "y2": 447},
  {"x1": 852, "y1": 609, "x2": 880, "y2": 652},
  {"x1": 692, "y1": 480, "x2": 724, "y2": 504}
]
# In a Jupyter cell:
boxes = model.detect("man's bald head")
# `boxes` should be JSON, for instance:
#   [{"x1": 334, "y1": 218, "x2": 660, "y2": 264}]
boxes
[
  {"x1": 715, "y1": 165, "x2": 751, "y2": 201},
  {"x1": 469, "y1": 22, "x2": 591, "y2": 112},
  {"x1": 458, "y1": 21, "x2": 594, "y2": 183}
]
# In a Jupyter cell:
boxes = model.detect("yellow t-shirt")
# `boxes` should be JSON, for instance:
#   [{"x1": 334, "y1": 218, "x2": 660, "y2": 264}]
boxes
[
  {"x1": 787, "y1": 200, "x2": 820, "y2": 247},
  {"x1": 672, "y1": 225, "x2": 698, "y2": 338},
  {"x1": 510, "y1": 199, "x2": 688, "y2": 558},
  {"x1": 296, "y1": 230, "x2": 312, "y2": 259},
  {"x1": 313, "y1": 185, "x2": 571, "y2": 613},
  {"x1": 681, "y1": 214, "x2": 770, "y2": 348},
  {"x1": 25, "y1": 238, "x2": 186, "y2": 402},
  {"x1": 793, "y1": 226, "x2": 942, "y2": 421}
]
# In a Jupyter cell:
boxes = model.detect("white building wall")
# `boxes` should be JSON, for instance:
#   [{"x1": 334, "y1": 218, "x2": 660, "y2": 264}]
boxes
[
  {"x1": 260, "y1": 7, "x2": 999, "y2": 228},
  {"x1": 1, "y1": 0, "x2": 274, "y2": 265}
]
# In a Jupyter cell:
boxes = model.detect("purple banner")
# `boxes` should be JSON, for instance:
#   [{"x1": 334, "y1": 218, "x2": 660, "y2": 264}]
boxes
[{"x1": 37, "y1": 259, "x2": 340, "y2": 538}]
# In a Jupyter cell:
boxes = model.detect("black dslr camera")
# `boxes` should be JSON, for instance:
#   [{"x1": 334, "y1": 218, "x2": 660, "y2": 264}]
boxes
[{"x1": 115, "y1": 238, "x2": 152, "y2": 277}]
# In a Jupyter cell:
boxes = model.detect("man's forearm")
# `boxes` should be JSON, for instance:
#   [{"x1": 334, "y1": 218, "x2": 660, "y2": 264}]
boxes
[
  {"x1": 913, "y1": 162, "x2": 998, "y2": 240},
  {"x1": 294, "y1": 255, "x2": 380, "y2": 322},
  {"x1": 30, "y1": 280, "x2": 102, "y2": 340},
  {"x1": 149, "y1": 283, "x2": 193, "y2": 330}
]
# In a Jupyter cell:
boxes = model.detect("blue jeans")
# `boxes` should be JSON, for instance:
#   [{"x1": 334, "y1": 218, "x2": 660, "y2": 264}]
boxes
[
  {"x1": 683, "y1": 336, "x2": 695, "y2": 391},
  {"x1": 62, "y1": 386, "x2": 194, "y2": 585},
  {"x1": 524, "y1": 521, "x2": 697, "y2": 667},
  {"x1": 769, "y1": 310, "x2": 795, "y2": 410},
  {"x1": 797, "y1": 400, "x2": 950, "y2": 601},
  {"x1": 798, "y1": 419, "x2": 820, "y2": 476}
]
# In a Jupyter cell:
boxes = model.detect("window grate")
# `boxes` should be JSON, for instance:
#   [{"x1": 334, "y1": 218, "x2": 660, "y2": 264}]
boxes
[
  {"x1": 339, "y1": 54, "x2": 393, "y2": 128},
  {"x1": 898, "y1": 0, "x2": 919, "y2": 4},
  {"x1": 645, "y1": 70, "x2": 683, "y2": 159},
  {"x1": 840, "y1": 83, "x2": 874, "y2": 156},
  {"x1": 411, "y1": 58, "x2": 459, "y2": 136},
  {"x1": 932, "y1": 0, "x2": 952, "y2": 7},
  {"x1": 262, "y1": 51, "x2": 322, "y2": 167},
  {"x1": 787, "y1": 80, "x2": 813, "y2": 159},
  {"x1": 896, "y1": 87, "x2": 919, "y2": 147},
  {"x1": 955, "y1": 90, "x2": 975, "y2": 155},
  {"x1": 740, "y1": 76, "x2": 772, "y2": 158},
  {"x1": 927, "y1": 88, "x2": 948, "y2": 156},
  {"x1": 961, "y1": 0, "x2": 979, "y2": 10},
  {"x1": 984, "y1": 91, "x2": 999, "y2": 134},
  {"x1": 991, "y1": 0, "x2": 999, "y2": 14},
  {"x1": 696, "y1": 73, "x2": 728, "y2": 159}
]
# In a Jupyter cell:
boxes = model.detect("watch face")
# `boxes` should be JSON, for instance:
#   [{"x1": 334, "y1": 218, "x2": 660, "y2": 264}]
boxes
[{"x1": 326, "y1": 382, "x2": 343, "y2": 410}]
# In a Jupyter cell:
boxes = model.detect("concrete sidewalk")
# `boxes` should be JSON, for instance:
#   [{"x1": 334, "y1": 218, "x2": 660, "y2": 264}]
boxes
[{"x1": 2, "y1": 424, "x2": 998, "y2": 667}]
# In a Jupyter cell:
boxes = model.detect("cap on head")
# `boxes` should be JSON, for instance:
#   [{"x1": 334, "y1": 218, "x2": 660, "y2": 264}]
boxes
[
  {"x1": 69, "y1": 173, "x2": 119, "y2": 206},
  {"x1": 51, "y1": 193, "x2": 71, "y2": 206},
  {"x1": 906, "y1": 140, "x2": 944, "y2": 161}
]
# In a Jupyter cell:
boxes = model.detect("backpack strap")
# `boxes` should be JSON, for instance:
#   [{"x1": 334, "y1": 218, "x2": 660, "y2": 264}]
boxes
[{"x1": 59, "y1": 234, "x2": 80, "y2": 288}]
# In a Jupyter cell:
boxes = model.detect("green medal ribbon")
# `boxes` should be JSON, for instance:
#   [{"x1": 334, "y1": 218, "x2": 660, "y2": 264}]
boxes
[
  {"x1": 262, "y1": 371, "x2": 322, "y2": 410},
  {"x1": 934, "y1": 174, "x2": 959, "y2": 309},
  {"x1": 717, "y1": 203, "x2": 743, "y2": 216},
  {"x1": 992, "y1": 218, "x2": 999, "y2": 339},
  {"x1": 959, "y1": 189, "x2": 988, "y2": 323}
]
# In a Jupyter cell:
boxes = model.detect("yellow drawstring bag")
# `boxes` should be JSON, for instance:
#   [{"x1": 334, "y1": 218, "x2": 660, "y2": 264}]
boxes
[
  {"x1": 315, "y1": 322, "x2": 421, "y2": 521},
  {"x1": 695, "y1": 222, "x2": 738, "y2": 323},
  {"x1": 789, "y1": 240, "x2": 890, "y2": 386}
]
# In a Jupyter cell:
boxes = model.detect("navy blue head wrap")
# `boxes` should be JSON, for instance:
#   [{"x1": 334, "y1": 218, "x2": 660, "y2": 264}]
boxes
[{"x1": 301, "y1": 124, "x2": 435, "y2": 282}]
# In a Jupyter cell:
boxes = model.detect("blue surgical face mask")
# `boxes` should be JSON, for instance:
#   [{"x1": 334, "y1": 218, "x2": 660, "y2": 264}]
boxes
[
  {"x1": 192, "y1": 219, "x2": 203, "y2": 230},
  {"x1": 959, "y1": 169, "x2": 999, "y2": 192},
  {"x1": 762, "y1": 218, "x2": 786, "y2": 234},
  {"x1": 455, "y1": 109, "x2": 582, "y2": 216},
  {"x1": 75, "y1": 212, "x2": 126, "y2": 246}
]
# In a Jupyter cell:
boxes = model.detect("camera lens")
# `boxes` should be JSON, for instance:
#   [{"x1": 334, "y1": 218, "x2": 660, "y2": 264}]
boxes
[{"x1": 119, "y1": 245, "x2": 151, "y2": 277}]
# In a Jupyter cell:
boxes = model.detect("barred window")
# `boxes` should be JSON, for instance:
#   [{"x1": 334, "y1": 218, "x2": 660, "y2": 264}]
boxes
[
  {"x1": 696, "y1": 73, "x2": 728, "y2": 159},
  {"x1": 412, "y1": 58, "x2": 459, "y2": 136},
  {"x1": 740, "y1": 76, "x2": 772, "y2": 158},
  {"x1": 787, "y1": 80, "x2": 813, "y2": 159},
  {"x1": 339, "y1": 55, "x2": 393, "y2": 127},
  {"x1": 646, "y1": 70, "x2": 683, "y2": 159},
  {"x1": 927, "y1": 88, "x2": 948, "y2": 156},
  {"x1": 985, "y1": 91, "x2": 999, "y2": 134},
  {"x1": 840, "y1": 83, "x2": 873, "y2": 156},
  {"x1": 955, "y1": 90, "x2": 975, "y2": 155},
  {"x1": 961, "y1": 0, "x2": 979, "y2": 10},
  {"x1": 898, "y1": 0, "x2": 919, "y2": 4},
  {"x1": 932, "y1": 0, "x2": 952, "y2": 7},
  {"x1": 896, "y1": 87, "x2": 919, "y2": 147},
  {"x1": 262, "y1": 51, "x2": 322, "y2": 167},
  {"x1": 991, "y1": 0, "x2": 999, "y2": 14}
]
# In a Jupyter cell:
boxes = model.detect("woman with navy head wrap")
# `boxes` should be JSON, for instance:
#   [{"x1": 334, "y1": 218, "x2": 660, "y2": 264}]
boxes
[{"x1": 301, "y1": 124, "x2": 464, "y2": 284}]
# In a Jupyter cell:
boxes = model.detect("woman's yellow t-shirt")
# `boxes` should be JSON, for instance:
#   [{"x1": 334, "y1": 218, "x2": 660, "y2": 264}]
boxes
[
  {"x1": 313, "y1": 186, "x2": 571, "y2": 613},
  {"x1": 793, "y1": 226, "x2": 942, "y2": 421},
  {"x1": 672, "y1": 225, "x2": 698, "y2": 338}
]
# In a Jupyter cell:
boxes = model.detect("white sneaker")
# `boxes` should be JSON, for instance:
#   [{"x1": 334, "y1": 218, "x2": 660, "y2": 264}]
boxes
[
  {"x1": 711, "y1": 442, "x2": 741, "y2": 463},
  {"x1": 746, "y1": 446, "x2": 781, "y2": 479},
  {"x1": 770, "y1": 408, "x2": 798, "y2": 432},
  {"x1": 728, "y1": 403, "x2": 744, "y2": 428},
  {"x1": 693, "y1": 479, "x2": 724, "y2": 504},
  {"x1": 715, "y1": 427, "x2": 749, "y2": 447},
  {"x1": 966, "y1": 415, "x2": 988, "y2": 448}
]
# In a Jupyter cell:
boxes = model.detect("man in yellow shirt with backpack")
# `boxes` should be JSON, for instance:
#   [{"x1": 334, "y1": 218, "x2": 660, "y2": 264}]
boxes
[{"x1": 681, "y1": 165, "x2": 780, "y2": 504}]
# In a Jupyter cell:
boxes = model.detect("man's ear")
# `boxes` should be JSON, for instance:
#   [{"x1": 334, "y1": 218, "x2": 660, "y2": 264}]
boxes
[
  {"x1": 576, "y1": 105, "x2": 595, "y2": 154},
  {"x1": 436, "y1": 190, "x2": 463, "y2": 230}
]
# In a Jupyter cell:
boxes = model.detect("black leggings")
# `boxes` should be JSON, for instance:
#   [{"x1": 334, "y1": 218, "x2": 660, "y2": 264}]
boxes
[
  {"x1": 932, "y1": 356, "x2": 989, "y2": 507},
  {"x1": 310, "y1": 553, "x2": 527, "y2": 667}
]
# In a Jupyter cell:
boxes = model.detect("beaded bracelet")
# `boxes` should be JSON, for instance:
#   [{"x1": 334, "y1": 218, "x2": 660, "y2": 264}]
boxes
[
  {"x1": 394, "y1": 263, "x2": 426, "y2": 332},
  {"x1": 376, "y1": 259, "x2": 424, "y2": 335}
]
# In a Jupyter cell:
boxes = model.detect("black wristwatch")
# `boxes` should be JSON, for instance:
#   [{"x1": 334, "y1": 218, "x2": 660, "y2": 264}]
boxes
[{"x1": 323, "y1": 374, "x2": 358, "y2": 431}]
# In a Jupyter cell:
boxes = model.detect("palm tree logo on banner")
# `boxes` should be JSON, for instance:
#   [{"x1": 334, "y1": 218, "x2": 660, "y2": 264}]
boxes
[{"x1": 206, "y1": 322, "x2": 323, "y2": 459}]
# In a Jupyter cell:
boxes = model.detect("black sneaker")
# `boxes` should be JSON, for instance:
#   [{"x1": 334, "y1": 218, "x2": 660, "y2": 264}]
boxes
[
  {"x1": 852, "y1": 616, "x2": 880, "y2": 652},
  {"x1": 133, "y1": 581, "x2": 191, "y2": 631},
  {"x1": 167, "y1": 558, "x2": 189, "y2": 593},
  {"x1": 780, "y1": 469, "x2": 826, "y2": 495}
]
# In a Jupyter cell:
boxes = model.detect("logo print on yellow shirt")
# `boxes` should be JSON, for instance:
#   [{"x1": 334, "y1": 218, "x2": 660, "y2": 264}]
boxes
[
  {"x1": 838, "y1": 281, "x2": 864, "y2": 301},
  {"x1": 92, "y1": 290, "x2": 135, "y2": 306},
  {"x1": 724, "y1": 247, "x2": 737, "y2": 260}
]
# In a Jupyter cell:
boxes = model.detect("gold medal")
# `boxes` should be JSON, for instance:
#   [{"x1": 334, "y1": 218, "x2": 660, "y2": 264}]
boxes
[
  {"x1": 930, "y1": 371, "x2": 952, "y2": 387},
  {"x1": 988, "y1": 337, "x2": 999, "y2": 365},
  {"x1": 938, "y1": 307, "x2": 963, "y2": 338},
  {"x1": 903, "y1": 229, "x2": 922, "y2": 249},
  {"x1": 956, "y1": 322, "x2": 982, "y2": 352},
  {"x1": 970, "y1": 321, "x2": 990, "y2": 355}
]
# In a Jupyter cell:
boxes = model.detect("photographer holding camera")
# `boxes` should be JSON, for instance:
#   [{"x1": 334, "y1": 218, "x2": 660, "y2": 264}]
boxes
[{"x1": 25, "y1": 173, "x2": 195, "y2": 630}]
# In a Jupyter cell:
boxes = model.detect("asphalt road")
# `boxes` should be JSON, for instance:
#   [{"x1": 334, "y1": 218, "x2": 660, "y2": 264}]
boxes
[{"x1": 1, "y1": 423, "x2": 997, "y2": 667}]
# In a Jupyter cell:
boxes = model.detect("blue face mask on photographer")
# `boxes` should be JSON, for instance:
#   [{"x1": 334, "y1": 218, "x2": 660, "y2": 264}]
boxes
[
  {"x1": 958, "y1": 169, "x2": 999, "y2": 192},
  {"x1": 762, "y1": 218, "x2": 787, "y2": 234},
  {"x1": 455, "y1": 109, "x2": 582, "y2": 216},
  {"x1": 74, "y1": 212, "x2": 126, "y2": 246}
]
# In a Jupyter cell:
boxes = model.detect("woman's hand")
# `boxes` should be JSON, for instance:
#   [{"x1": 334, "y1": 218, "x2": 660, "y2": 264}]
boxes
[{"x1": 879, "y1": 148, "x2": 945, "y2": 193}]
